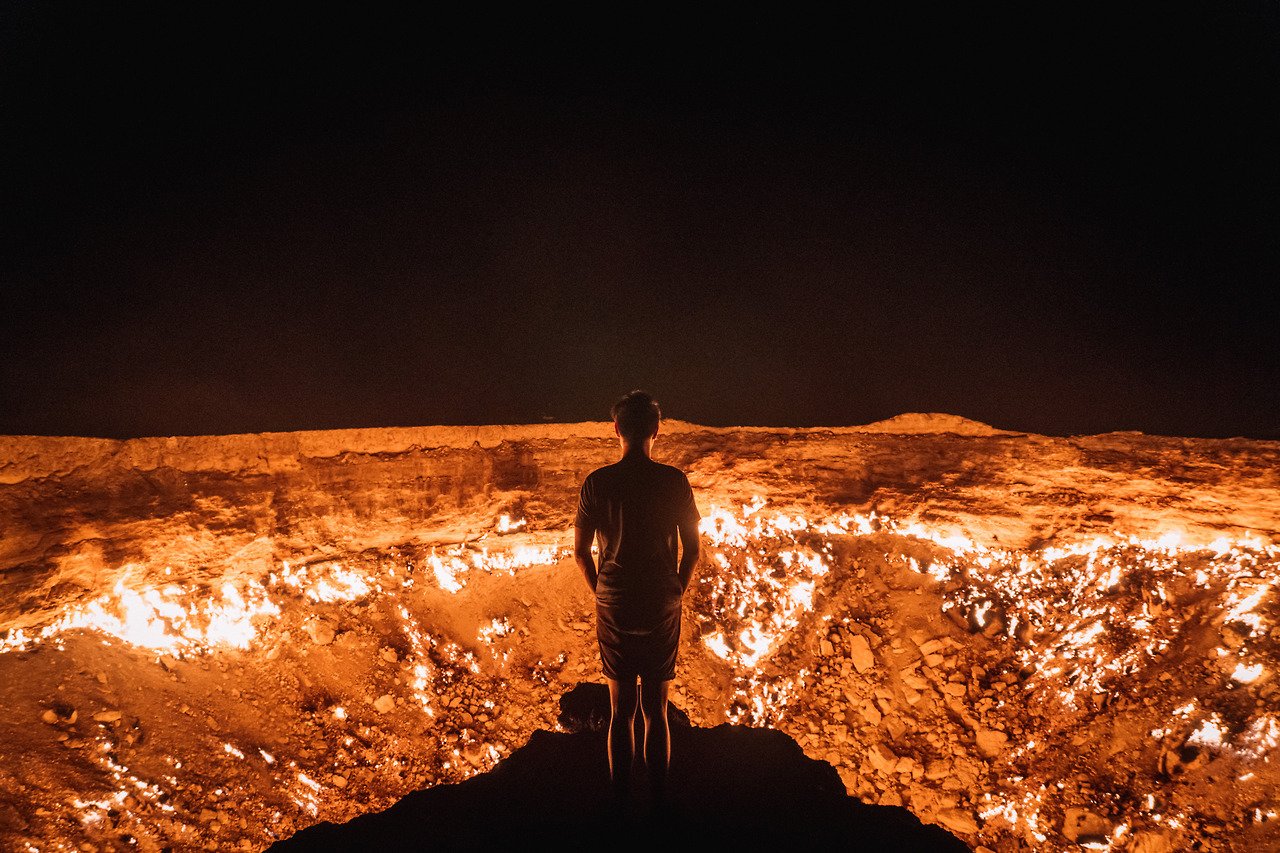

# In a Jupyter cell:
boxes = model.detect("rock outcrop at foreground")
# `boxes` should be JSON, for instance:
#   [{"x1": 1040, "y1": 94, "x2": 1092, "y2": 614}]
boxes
[
  {"x1": 272, "y1": 682, "x2": 968, "y2": 851},
  {"x1": 0, "y1": 415, "x2": 1277, "y2": 852}
]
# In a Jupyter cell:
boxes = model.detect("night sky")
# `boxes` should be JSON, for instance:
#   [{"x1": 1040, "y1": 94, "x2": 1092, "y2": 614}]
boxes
[{"x1": 3, "y1": 7, "x2": 1277, "y2": 439}]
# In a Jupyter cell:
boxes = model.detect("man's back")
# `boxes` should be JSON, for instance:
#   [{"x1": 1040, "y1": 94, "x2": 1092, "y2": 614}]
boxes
[{"x1": 576, "y1": 455, "x2": 700, "y2": 628}]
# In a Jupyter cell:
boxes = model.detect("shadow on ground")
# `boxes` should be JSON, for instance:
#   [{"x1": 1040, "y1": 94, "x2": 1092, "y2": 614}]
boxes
[{"x1": 271, "y1": 683, "x2": 969, "y2": 852}]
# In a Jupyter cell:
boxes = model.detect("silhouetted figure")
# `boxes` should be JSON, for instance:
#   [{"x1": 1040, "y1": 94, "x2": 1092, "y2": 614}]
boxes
[{"x1": 573, "y1": 390, "x2": 701, "y2": 814}]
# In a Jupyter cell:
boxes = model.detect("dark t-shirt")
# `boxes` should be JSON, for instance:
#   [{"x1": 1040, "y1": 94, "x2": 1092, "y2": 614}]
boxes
[{"x1": 574, "y1": 456, "x2": 701, "y2": 626}]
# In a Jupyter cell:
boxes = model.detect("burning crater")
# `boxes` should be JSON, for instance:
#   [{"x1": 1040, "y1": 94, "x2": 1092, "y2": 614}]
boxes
[{"x1": 1, "y1": 415, "x2": 1278, "y2": 851}]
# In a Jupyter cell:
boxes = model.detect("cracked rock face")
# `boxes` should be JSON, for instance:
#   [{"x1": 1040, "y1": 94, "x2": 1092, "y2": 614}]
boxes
[{"x1": 0, "y1": 415, "x2": 1278, "y2": 851}]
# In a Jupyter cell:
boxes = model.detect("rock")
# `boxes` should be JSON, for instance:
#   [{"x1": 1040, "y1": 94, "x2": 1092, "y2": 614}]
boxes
[
  {"x1": 1062, "y1": 808, "x2": 1111, "y2": 843},
  {"x1": 917, "y1": 638, "x2": 945, "y2": 656},
  {"x1": 461, "y1": 742, "x2": 485, "y2": 767},
  {"x1": 1222, "y1": 621, "x2": 1250, "y2": 649},
  {"x1": 1128, "y1": 830, "x2": 1173, "y2": 853},
  {"x1": 373, "y1": 694, "x2": 396, "y2": 714},
  {"x1": 159, "y1": 655, "x2": 180, "y2": 671},
  {"x1": 924, "y1": 759, "x2": 950, "y2": 780},
  {"x1": 848, "y1": 635, "x2": 875, "y2": 673},
  {"x1": 867, "y1": 743, "x2": 898, "y2": 773},
  {"x1": 936, "y1": 808, "x2": 979, "y2": 835},
  {"x1": 819, "y1": 638, "x2": 835, "y2": 657},
  {"x1": 1159, "y1": 741, "x2": 1209, "y2": 776},
  {"x1": 860, "y1": 703, "x2": 882, "y2": 727},
  {"x1": 884, "y1": 716, "x2": 907, "y2": 741},
  {"x1": 93, "y1": 710, "x2": 122, "y2": 724},
  {"x1": 975, "y1": 729, "x2": 1008, "y2": 758},
  {"x1": 43, "y1": 704, "x2": 76, "y2": 725},
  {"x1": 902, "y1": 673, "x2": 930, "y2": 691},
  {"x1": 909, "y1": 787, "x2": 941, "y2": 819},
  {"x1": 380, "y1": 648, "x2": 398, "y2": 663},
  {"x1": 330, "y1": 774, "x2": 348, "y2": 788},
  {"x1": 304, "y1": 620, "x2": 336, "y2": 646}
]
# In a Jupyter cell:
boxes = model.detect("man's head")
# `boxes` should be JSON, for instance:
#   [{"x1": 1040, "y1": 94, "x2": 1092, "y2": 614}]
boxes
[{"x1": 611, "y1": 389, "x2": 661, "y2": 446}]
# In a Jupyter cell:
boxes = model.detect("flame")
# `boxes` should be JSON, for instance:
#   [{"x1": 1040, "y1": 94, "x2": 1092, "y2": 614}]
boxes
[
  {"x1": 0, "y1": 575, "x2": 281, "y2": 655},
  {"x1": 1187, "y1": 717, "x2": 1226, "y2": 749},
  {"x1": 1232, "y1": 662, "x2": 1264, "y2": 683},
  {"x1": 496, "y1": 514, "x2": 527, "y2": 533},
  {"x1": 4, "y1": 496, "x2": 1278, "y2": 850}
]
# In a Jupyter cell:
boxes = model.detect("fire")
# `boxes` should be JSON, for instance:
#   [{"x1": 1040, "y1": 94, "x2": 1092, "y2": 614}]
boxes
[
  {"x1": 4, "y1": 501, "x2": 1278, "y2": 851},
  {"x1": 1232, "y1": 662, "x2": 1264, "y2": 683},
  {"x1": 1, "y1": 520, "x2": 558, "y2": 656},
  {"x1": 0, "y1": 575, "x2": 282, "y2": 655}
]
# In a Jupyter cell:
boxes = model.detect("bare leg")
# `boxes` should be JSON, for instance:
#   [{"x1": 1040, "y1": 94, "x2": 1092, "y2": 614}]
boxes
[
  {"x1": 606, "y1": 676, "x2": 638, "y2": 806},
  {"x1": 639, "y1": 677, "x2": 671, "y2": 809}
]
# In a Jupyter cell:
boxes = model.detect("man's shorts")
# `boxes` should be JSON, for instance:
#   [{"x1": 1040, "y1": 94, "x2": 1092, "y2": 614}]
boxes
[{"x1": 596, "y1": 597, "x2": 682, "y2": 682}]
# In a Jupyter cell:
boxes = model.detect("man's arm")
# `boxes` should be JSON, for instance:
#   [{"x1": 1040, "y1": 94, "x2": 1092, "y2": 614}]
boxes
[
  {"x1": 574, "y1": 523, "x2": 598, "y2": 593},
  {"x1": 677, "y1": 515, "x2": 700, "y2": 593}
]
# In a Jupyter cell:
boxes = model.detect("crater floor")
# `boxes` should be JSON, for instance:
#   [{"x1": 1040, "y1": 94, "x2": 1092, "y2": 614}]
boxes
[{"x1": 1, "y1": 416, "x2": 1277, "y2": 851}]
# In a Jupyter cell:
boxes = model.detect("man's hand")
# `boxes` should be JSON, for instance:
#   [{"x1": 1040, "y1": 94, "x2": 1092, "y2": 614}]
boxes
[
  {"x1": 677, "y1": 516, "x2": 701, "y2": 593},
  {"x1": 574, "y1": 523, "x2": 598, "y2": 592}
]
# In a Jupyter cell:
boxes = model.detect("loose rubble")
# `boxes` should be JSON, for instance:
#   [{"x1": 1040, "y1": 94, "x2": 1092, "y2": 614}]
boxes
[{"x1": 0, "y1": 419, "x2": 1277, "y2": 851}]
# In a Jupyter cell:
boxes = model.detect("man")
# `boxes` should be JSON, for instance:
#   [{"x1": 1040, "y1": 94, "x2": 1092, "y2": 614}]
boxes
[{"x1": 573, "y1": 390, "x2": 701, "y2": 814}]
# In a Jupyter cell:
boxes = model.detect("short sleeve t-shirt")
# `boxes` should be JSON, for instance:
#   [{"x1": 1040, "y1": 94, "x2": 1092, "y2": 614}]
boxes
[{"x1": 575, "y1": 456, "x2": 701, "y2": 616}]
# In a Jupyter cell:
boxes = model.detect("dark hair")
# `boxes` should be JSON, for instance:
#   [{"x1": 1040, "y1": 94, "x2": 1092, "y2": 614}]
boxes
[{"x1": 611, "y1": 390, "x2": 661, "y2": 443}]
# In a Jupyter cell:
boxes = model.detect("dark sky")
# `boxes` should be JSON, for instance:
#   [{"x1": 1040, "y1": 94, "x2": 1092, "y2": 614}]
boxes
[{"x1": 3, "y1": 7, "x2": 1278, "y2": 439}]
